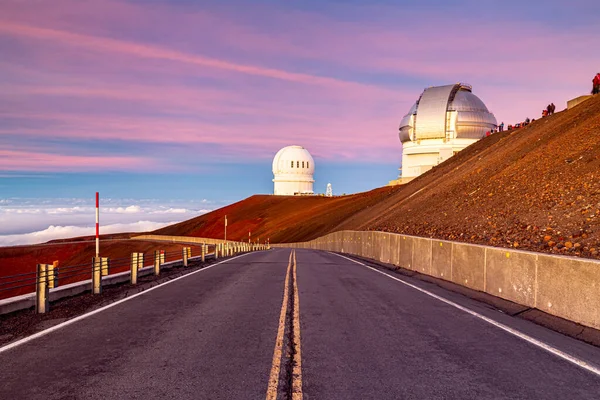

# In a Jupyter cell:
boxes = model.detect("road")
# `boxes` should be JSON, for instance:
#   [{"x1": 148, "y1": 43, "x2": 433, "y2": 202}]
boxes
[{"x1": 1, "y1": 248, "x2": 600, "y2": 399}]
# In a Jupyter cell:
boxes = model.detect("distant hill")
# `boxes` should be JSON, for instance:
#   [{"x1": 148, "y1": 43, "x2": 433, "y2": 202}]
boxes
[
  {"x1": 157, "y1": 94, "x2": 600, "y2": 259},
  {"x1": 153, "y1": 187, "x2": 401, "y2": 244}
]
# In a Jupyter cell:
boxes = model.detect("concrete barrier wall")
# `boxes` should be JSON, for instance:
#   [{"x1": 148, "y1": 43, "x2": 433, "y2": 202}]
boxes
[
  {"x1": 431, "y1": 240, "x2": 452, "y2": 280},
  {"x1": 451, "y1": 243, "x2": 485, "y2": 292},
  {"x1": 276, "y1": 230, "x2": 600, "y2": 331}
]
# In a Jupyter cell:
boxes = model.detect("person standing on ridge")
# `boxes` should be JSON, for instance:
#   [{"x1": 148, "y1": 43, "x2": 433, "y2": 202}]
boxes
[
  {"x1": 593, "y1": 73, "x2": 600, "y2": 95},
  {"x1": 499, "y1": 122, "x2": 504, "y2": 132}
]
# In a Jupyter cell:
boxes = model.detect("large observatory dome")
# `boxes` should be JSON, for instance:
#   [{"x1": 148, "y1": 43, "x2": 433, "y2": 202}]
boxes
[
  {"x1": 399, "y1": 83, "x2": 497, "y2": 144},
  {"x1": 392, "y1": 83, "x2": 496, "y2": 184},
  {"x1": 272, "y1": 145, "x2": 315, "y2": 195}
]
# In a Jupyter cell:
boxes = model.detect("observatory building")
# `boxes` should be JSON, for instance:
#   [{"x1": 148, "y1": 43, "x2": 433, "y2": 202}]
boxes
[
  {"x1": 391, "y1": 83, "x2": 497, "y2": 184},
  {"x1": 272, "y1": 145, "x2": 315, "y2": 195}
]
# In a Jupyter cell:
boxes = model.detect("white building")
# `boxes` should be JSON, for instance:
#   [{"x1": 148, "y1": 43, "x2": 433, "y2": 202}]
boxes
[
  {"x1": 391, "y1": 83, "x2": 497, "y2": 185},
  {"x1": 272, "y1": 145, "x2": 315, "y2": 195}
]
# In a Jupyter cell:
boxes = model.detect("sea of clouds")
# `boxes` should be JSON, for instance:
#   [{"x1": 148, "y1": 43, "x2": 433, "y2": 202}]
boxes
[{"x1": 0, "y1": 198, "x2": 218, "y2": 247}]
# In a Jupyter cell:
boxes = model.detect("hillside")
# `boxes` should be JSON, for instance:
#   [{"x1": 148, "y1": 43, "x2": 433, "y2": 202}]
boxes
[
  {"x1": 156, "y1": 94, "x2": 600, "y2": 259},
  {"x1": 153, "y1": 186, "x2": 402, "y2": 243},
  {"x1": 344, "y1": 94, "x2": 600, "y2": 258}
]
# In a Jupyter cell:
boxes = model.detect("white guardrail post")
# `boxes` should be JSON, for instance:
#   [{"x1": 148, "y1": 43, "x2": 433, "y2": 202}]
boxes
[
  {"x1": 92, "y1": 257, "x2": 102, "y2": 294},
  {"x1": 131, "y1": 252, "x2": 143, "y2": 284},
  {"x1": 101, "y1": 257, "x2": 109, "y2": 276},
  {"x1": 47, "y1": 261, "x2": 57, "y2": 289},
  {"x1": 183, "y1": 247, "x2": 189, "y2": 267},
  {"x1": 154, "y1": 250, "x2": 161, "y2": 276},
  {"x1": 36, "y1": 263, "x2": 50, "y2": 313}
]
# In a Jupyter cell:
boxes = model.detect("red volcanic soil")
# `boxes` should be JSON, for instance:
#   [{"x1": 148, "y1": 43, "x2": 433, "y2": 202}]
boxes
[{"x1": 153, "y1": 187, "x2": 402, "y2": 244}]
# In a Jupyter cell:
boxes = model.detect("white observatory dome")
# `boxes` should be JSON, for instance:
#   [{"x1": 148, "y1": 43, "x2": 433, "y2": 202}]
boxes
[
  {"x1": 392, "y1": 83, "x2": 496, "y2": 184},
  {"x1": 272, "y1": 145, "x2": 315, "y2": 195}
]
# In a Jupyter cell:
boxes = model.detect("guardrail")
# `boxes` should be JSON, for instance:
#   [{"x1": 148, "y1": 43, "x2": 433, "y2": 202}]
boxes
[
  {"x1": 276, "y1": 230, "x2": 600, "y2": 331},
  {"x1": 1, "y1": 239, "x2": 268, "y2": 316}
]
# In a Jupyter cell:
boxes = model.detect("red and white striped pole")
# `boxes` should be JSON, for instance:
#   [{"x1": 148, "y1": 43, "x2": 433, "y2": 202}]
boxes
[{"x1": 95, "y1": 192, "x2": 100, "y2": 258}]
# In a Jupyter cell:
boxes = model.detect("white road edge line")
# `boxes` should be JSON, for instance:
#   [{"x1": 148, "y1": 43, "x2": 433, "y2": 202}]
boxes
[
  {"x1": 0, "y1": 252, "x2": 256, "y2": 355},
  {"x1": 329, "y1": 251, "x2": 600, "y2": 378}
]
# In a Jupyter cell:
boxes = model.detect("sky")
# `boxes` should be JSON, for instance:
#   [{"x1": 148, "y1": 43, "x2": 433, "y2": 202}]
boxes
[{"x1": 1, "y1": 0, "x2": 599, "y2": 245}]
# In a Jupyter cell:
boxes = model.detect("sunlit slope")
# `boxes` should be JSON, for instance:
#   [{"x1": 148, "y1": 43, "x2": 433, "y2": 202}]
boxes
[
  {"x1": 340, "y1": 95, "x2": 600, "y2": 257},
  {"x1": 153, "y1": 187, "x2": 401, "y2": 243}
]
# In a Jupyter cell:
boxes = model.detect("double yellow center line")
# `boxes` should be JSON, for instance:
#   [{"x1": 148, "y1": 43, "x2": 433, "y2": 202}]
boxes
[
  {"x1": 266, "y1": 250, "x2": 303, "y2": 400},
  {"x1": 291, "y1": 250, "x2": 303, "y2": 400}
]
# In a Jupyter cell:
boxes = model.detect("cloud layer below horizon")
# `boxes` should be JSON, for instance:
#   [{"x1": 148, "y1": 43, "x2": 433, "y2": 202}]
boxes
[{"x1": 0, "y1": 197, "x2": 217, "y2": 246}]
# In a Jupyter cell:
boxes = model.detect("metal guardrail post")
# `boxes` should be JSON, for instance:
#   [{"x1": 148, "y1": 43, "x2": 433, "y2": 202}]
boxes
[
  {"x1": 183, "y1": 247, "x2": 189, "y2": 267},
  {"x1": 131, "y1": 252, "x2": 143, "y2": 284},
  {"x1": 101, "y1": 257, "x2": 109, "y2": 276},
  {"x1": 92, "y1": 257, "x2": 102, "y2": 294},
  {"x1": 214, "y1": 244, "x2": 219, "y2": 260},
  {"x1": 130, "y1": 253, "x2": 137, "y2": 285},
  {"x1": 201, "y1": 244, "x2": 206, "y2": 262},
  {"x1": 47, "y1": 261, "x2": 57, "y2": 289},
  {"x1": 154, "y1": 250, "x2": 161, "y2": 276},
  {"x1": 36, "y1": 263, "x2": 49, "y2": 313}
]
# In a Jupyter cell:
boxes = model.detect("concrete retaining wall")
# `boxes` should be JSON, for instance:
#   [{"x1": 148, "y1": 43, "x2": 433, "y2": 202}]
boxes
[
  {"x1": 567, "y1": 95, "x2": 593, "y2": 110},
  {"x1": 275, "y1": 231, "x2": 600, "y2": 331}
]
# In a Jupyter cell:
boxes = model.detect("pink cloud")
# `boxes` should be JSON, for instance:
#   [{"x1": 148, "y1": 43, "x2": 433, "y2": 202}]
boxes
[
  {"x1": 0, "y1": 108, "x2": 399, "y2": 163},
  {"x1": 0, "y1": 149, "x2": 153, "y2": 172},
  {"x1": 0, "y1": 20, "x2": 391, "y2": 94}
]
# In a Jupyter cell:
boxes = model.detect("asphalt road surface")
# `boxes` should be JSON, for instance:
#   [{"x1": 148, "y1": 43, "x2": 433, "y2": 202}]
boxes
[{"x1": 1, "y1": 248, "x2": 600, "y2": 399}]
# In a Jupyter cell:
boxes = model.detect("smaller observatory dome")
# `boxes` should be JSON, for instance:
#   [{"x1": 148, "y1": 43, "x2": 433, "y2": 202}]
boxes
[{"x1": 272, "y1": 145, "x2": 315, "y2": 196}]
